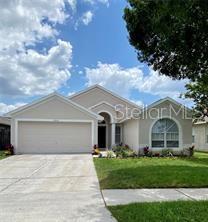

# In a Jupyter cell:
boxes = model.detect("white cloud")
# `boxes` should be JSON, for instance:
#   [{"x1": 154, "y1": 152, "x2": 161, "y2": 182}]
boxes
[
  {"x1": 0, "y1": 39, "x2": 72, "y2": 96},
  {"x1": 0, "y1": 0, "x2": 108, "y2": 51},
  {"x1": 82, "y1": 11, "x2": 93, "y2": 25},
  {"x1": 98, "y1": 0, "x2": 109, "y2": 6},
  {"x1": 84, "y1": 0, "x2": 109, "y2": 6},
  {"x1": 85, "y1": 62, "x2": 143, "y2": 98},
  {"x1": 80, "y1": 11, "x2": 94, "y2": 26},
  {"x1": 0, "y1": 1, "x2": 110, "y2": 113},
  {"x1": 74, "y1": 0, "x2": 109, "y2": 28},
  {"x1": 67, "y1": 0, "x2": 77, "y2": 11},
  {"x1": 0, "y1": 0, "x2": 74, "y2": 50},
  {"x1": 0, "y1": 102, "x2": 26, "y2": 115},
  {"x1": 68, "y1": 91, "x2": 76, "y2": 96},
  {"x1": 137, "y1": 69, "x2": 187, "y2": 98},
  {"x1": 0, "y1": 1, "x2": 73, "y2": 97},
  {"x1": 85, "y1": 62, "x2": 188, "y2": 101},
  {"x1": 130, "y1": 99, "x2": 144, "y2": 107}
]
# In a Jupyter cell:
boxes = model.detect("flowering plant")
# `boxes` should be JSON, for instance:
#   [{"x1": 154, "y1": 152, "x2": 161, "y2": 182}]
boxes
[
  {"x1": 4, "y1": 144, "x2": 14, "y2": 155},
  {"x1": 143, "y1": 146, "x2": 149, "y2": 156}
]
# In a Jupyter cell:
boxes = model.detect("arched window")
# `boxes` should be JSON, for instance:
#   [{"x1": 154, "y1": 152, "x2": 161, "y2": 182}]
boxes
[{"x1": 152, "y1": 118, "x2": 179, "y2": 148}]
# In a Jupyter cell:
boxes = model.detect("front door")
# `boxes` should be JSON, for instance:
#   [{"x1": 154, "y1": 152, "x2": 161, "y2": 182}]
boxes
[{"x1": 98, "y1": 126, "x2": 106, "y2": 148}]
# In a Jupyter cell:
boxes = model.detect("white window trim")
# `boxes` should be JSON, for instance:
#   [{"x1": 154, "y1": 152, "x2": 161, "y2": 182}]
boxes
[
  {"x1": 14, "y1": 118, "x2": 94, "y2": 152},
  {"x1": 149, "y1": 117, "x2": 182, "y2": 149}
]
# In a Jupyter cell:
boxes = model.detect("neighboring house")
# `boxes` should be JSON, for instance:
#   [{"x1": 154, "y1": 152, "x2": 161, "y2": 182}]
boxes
[
  {"x1": 4, "y1": 85, "x2": 192, "y2": 154},
  {"x1": 0, "y1": 117, "x2": 11, "y2": 149},
  {"x1": 0, "y1": 117, "x2": 11, "y2": 126},
  {"x1": 193, "y1": 121, "x2": 208, "y2": 151}
]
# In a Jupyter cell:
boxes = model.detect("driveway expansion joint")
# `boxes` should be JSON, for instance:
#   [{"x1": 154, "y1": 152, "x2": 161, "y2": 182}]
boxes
[
  {"x1": 101, "y1": 190, "x2": 108, "y2": 207},
  {"x1": 175, "y1": 189, "x2": 196, "y2": 201},
  {"x1": 27, "y1": 160, "x2": 51, "y2": 178},
  {"x1": 0, "y1": 178, "x2": 22, "y2": 193}
]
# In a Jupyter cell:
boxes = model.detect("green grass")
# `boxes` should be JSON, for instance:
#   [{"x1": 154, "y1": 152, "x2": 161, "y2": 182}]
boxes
[
  {"x1": 94, "y1": 152, "x2": 208, "y2": 189},
  {"x1": 109, "y1": 201, "x2": 208, "y2": 222},
  {"x1": 0, "y1": 150, "x2": 8, "y2": 160}
]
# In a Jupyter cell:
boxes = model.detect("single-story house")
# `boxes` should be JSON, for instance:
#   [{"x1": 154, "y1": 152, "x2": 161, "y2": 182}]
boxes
[
  {"x1": 193, "y1": 120, "x2": 208, "y2": 151},
  {"x1": 4, "y1": 85, "x2": 192, "y2": 154}
]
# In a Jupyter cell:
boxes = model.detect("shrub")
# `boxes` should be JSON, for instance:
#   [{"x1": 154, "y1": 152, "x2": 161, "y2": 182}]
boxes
[
  {"x1": 106, "y1": 151, "x2": 116, "y2": 158},
  {"x1": 112, "y1": 145, "x2": 125, "y2": 158},
  {"x1": 154, "y1": 153, "x2": 160, "y2": 157},
  {"x1": 161, "y1": 149, "x2": 173, "y2": 157},
  {"x1": 92, "y1": 144, "x2": 100, "y2": 155},
  {"x1": 4, "y1": 144, "x2": 14, "y2": 155},
  {"x1": 189, "y1": 145, "x2": 195, "y2": 157},
  {"x1": 4, "y1": 150, "x2": 10, "y2": 156},
  {"x1": 127, "y1": 150, "x2": 137, "y2": 158},
  {"x1": 112, "y1": 145, "x2": 137, "y2": 158},
  {"x1": 118, "y1": 150, "x2": 129, "y2": 158},
  {"x1": 147, "y1": 150, "x2": 153, "y2": 157},
  {"x1": 183, "y1": 146, "x2": 195, "y2": 157},
  {"x1": 143, "y1": 146, "x2": 149, "y2": 156}
]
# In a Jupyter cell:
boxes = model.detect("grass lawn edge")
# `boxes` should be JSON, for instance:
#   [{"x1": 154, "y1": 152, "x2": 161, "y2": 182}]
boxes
[{"x1": 94, "y1": 152, "x2": 208, "y2": 189}]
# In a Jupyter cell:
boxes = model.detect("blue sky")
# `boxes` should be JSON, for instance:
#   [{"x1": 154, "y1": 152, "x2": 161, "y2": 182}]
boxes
[{"x1": 0, "y1": 0, "x2": 188, "y2": 114}]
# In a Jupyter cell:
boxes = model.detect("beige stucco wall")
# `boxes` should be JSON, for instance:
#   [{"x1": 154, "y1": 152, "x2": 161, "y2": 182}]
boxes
[
  {"x1": 71, "y1": 87, "x2": 142, "y2": 148},
  {"x1": 0, "y1": 117, "x2": 11, "y2": 126},
  {"x1": 13, "y1": 98, "x2": 95, "y2": 120},
  {"x1": 138, "y1": 101, "x2": 192, "y2": 153},
  {"x1": 71, "y1": 86, "x2": 140, "y2": 123},
  {"x1": 91, "y1": 103, "x2": 117, "y2": 123},
  {"x1": 193, "y1": 123, "x2": 208, "y2": 151},
  {"x1": 10, "y1": 96, "x2": 98, "y2": 152},
  {"x1": 123, "y1": 119, "x2": 139, "y2": 151},
  {"x1": 71, "y1": 87, "x2": 138, "y2": 109}
]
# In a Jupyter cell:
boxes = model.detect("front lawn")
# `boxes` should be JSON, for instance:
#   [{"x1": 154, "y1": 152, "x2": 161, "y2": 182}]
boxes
[
  {"x1": 94, "y1": 152, "x2": 208, "y2": 189},
  {"x1": 109, "y1": 201, "x2": 208, "y2": 222}
]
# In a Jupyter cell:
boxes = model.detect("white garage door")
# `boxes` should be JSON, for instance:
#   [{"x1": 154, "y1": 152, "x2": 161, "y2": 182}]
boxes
[{"x1": 18, "y1": 121, "x2": 92, "y2": 154}]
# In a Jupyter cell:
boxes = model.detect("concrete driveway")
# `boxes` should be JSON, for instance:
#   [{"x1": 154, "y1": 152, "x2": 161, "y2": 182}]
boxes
[{"x1": 0, "y1": 155, "x2": 116, "y2": 222}]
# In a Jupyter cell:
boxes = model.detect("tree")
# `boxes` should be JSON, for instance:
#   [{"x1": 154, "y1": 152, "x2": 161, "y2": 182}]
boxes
[
  {"x1": 123, "y1": 0, "x2": 208, "y2": 118},
  {"x1": 123, "y1": 0, "x2": 208, "y2": 81},
  {"x1": 184, "y1": 78, "x2": 208, "y2": 119}
]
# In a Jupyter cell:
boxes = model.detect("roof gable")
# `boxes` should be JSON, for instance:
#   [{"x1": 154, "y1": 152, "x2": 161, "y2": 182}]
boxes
[
  {"x1": 146, "y1": 97, "x2": 192, "y2": 112},
  {"x1": 5, "y1": 93, "x2": 103, "y2": 120},
  {"x1": 69, "y1": 85, "x2": 141, "y2": 109}
]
